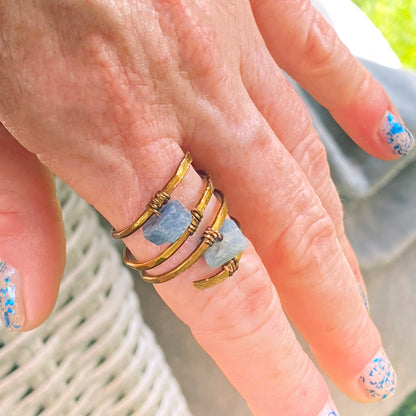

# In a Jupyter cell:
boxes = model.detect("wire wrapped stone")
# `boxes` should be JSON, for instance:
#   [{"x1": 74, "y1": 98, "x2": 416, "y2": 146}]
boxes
[
  {"x1": 192, "y1": 253, "x2": 243, "y2": 290},
  {"x1": 111, "y1": 152, "x2": 193, "y2": 239},
  {"x1": 188, "y1": 209, "x2": 203, "y2": 235},
  {"x1": 146, "y1": 191, "x2": 170, "y2": 217},
  {"x1": 223, "y1": 257, "x2": 239, "y2": 276},
  {"x1": 202, "y1": 228, "x2": 223, "y2": 246},
  {"x1": 123, "y1": 173, "x2": 214, "y2": 271},
  {"x1": 112, "y1": 151, "x2": 248, "y2": 290},
  {"x1": 141, "y1": 190, "x2": 228, "y2": 284}
]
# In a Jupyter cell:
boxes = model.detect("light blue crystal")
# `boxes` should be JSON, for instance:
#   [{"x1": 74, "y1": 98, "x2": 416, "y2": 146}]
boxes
[
  {"x1": 203, "y1": 219, "x2": 248, "y2": 269},
  {"x1": 143, "y1": 200, "x2": 192, "y2": 245}
]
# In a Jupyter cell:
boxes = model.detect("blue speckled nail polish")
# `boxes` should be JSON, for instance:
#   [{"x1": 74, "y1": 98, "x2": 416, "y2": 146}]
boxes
[
  {"x1": 379, "y1": 111, "x2": 414, "y2": 156},
  {"x1": 359, "y1": 350, "x2": 397, "y2": 400},
  {"x1": 318, "y1": 403, "x2": 339, "y2": 416},
  {"x1": 0, "y1": 259, "x2": 25, "y2": 331}
]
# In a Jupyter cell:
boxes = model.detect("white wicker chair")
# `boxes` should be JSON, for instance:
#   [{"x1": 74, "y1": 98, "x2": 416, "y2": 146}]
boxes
[{"x1": 0, "y1": 180, "x2": 192, "y2": 416}]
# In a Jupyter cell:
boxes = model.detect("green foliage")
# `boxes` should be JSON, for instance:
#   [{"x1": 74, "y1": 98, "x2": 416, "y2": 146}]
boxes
[
  {"x1": 352, "y1": 0, "x2": 416, "y2": 69},
  {"x1": 390, "y1": 389, "x2": 416, "y2": 416}
]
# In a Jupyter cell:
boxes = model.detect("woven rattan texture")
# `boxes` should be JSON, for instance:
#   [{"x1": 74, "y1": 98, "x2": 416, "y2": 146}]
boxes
[{"x1": 0, "y1": 180, "x2": 191, "y2": 416}]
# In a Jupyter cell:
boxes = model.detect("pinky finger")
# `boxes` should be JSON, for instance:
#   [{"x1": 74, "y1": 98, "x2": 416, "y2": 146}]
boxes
[{"x1": 0, "y1": 124, "x2": 66, "y2": 331}]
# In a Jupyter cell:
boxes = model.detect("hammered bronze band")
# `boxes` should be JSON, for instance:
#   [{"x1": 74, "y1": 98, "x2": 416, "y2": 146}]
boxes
[{"x1": 111, "y1": 152, "x2": 248, "y2": 290}]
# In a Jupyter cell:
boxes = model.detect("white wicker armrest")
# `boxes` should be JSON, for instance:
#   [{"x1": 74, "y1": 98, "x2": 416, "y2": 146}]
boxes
[{"x1": 0, "y1": 180, "x2": 191, "y2": 416}]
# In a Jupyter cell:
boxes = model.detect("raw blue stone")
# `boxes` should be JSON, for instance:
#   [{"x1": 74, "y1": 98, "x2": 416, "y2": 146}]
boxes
[
  {"x1": 143, "y1": 200, "x2": 192, "y2": 245},
  {"x1": 203, "y1": 219, "x2": 248, "y2": 269}
]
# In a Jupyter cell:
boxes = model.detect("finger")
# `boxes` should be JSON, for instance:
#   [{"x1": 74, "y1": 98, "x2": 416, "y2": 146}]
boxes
[
  {"x1": 14, "y1": 133, "x2": 338, "y2": 414},
  {"x1": 250, "y1": 0, "x2": 415, "y2": 159},
  {"x1": 0, "y1": 0, "x2": 387, "y2": 406},
  {"x1": 0, "y1": 124, "x2": 66, "y2": 331},
  {"x1": 187, "y1": 83, "x2": 395, "y2": 402},
  {"x1": 0, "y1": 54, "x2": 339, "y2": 413},
  {"x1": 114, "y1": 147, "x2": 341, "y2": 416},
  {"x1": 239, "y1": 41, "x2": 368, "y2": 300}
]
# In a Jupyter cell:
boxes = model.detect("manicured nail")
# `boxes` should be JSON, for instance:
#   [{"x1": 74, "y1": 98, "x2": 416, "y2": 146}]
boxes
[
  {"x1": 379, "y1": 111, "x2": 414, "y2": 156},
  {"x1": 357, "y1": 282, "x2": 369, "y2": 311},
  {"x1": 0, "y1": 259, "x2": 25, "y2": 331},
  {"x1": 317, "y1": 401, "x2": 340, "y2": 416},
  {"x1": 359, "y1": 349, "x2": 397, "y2": 400}
]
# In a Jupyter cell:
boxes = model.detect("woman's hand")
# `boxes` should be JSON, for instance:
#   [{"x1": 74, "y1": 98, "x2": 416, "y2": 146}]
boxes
[{"x1": 0, "y1": 1, "x2": 410, "y2": 414}]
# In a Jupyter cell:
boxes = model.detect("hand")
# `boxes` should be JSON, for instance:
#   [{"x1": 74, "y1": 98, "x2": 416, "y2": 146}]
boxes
[{"x1": 0, "y1": 1, "x2": 409, "y2": 414}]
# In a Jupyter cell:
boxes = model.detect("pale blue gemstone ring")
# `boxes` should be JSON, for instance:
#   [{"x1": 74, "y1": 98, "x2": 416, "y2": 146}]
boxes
[
  {"x1": 123, "y1": 172, "x2": 214, "y2": 271},
  {"x1": 112, "y1": 152, "x2": 248, "y2": 289}
]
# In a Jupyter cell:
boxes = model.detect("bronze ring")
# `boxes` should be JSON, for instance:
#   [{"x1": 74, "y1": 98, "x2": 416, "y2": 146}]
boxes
[
  {"x1": 111, "y1": 151, "x2": 247, "y2": 289},
  {"x1": 123, "y1": 172, "x2": 214, "y2": 270},
  {"x1": 141, "y1": 190, "x2": 228, "y2": 284},
  {"x1": 111, "y1": 152, "x2": 193, "y2": 239}
]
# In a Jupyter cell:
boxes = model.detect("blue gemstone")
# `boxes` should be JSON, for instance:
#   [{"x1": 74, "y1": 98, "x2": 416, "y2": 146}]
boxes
[
  {"x1": 203, "y1": 219, "x2": 248, "y2": 269},
  {"x1": 143, "y1": 200, "x2": 192, "y2": 245}
]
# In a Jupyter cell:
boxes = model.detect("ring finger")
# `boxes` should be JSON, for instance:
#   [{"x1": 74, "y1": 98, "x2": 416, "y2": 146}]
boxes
[{"x1": 110, "y1": 144, "x2": 338, "y2": 416}]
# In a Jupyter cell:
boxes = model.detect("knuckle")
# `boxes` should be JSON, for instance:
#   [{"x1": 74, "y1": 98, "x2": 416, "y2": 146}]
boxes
[
  {"x1": 296, "y1": 211, "x2": 337, "y2": 265},
  {"x1": 156, "y1": 0, "x2": 225, "y2": 90},
  {"x1": 231, "y1": 112, "x2": 274, "y2": 154},
  {"x1": 292, "y1": 129, "x2": 330, "y2": 181},
  {"x1": 291, "y1": 132, "x2": 345, "y2": 230},
  {"x1": 300, "y1": 9, "x2": 340, "y2": 75},
  {"x1": 181, "y1": 24, "x2": 218, "y2": 72},
  {"x1": 276, "y1": 201, "x2": 339, "y2": 279}
]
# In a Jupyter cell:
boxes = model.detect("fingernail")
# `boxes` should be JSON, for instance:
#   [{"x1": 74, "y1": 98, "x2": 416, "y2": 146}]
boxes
[
  {"x1": 359, "y1": 349, "x2": 397, "y2": 400},
  {"x1": 357, "y1": 282, "x2": 369, "y2": 311},
  {"x1": 379, "y1": 111, "x2": 414, "y2": 156},
  {"x1": 318, "y1": 400, "x2": 340, "y2": 416},
  {"x1": 0, "y1": 259, "x2": 25, "y2": 331}
]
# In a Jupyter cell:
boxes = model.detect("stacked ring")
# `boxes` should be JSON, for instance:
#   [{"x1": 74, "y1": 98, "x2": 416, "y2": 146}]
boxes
[
  {"x1": 123, "y1": 172, "x2": 214, "y2": 270},
  {"x1": 111, "y1": 152, "x2": 248, "y2": 289},
  {"x1": 111, "y1": 152, "x2": 193, "y2": 239}
]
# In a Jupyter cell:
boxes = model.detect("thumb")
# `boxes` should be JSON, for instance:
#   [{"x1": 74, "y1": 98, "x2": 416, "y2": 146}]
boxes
[{"x1": 0, "y1": 124, "x2": 66, "y2": 331}]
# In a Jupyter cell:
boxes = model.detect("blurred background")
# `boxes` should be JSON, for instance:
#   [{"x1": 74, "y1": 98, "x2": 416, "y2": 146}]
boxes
[{"x1": 352, "y1": 0, "x2": 416, "y2": 70}]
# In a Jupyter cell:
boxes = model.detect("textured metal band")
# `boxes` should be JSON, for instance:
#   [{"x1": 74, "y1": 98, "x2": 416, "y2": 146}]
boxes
[
  {"x1": 111, "y1": 152, "x2": 193, "y2": 239},
  {"x1": 123, "y1": 172, "x2": 214, "y2": 270},
  {"x1": 192, "y1": 252, "x2": 242, "y2": 290},
  {"x1": 141, "y1": 190, "x2": 228, "y2": 284}
]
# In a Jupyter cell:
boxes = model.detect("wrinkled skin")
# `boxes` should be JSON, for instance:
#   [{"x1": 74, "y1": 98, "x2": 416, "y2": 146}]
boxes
[{"x1": 0, "y1": 1, "x2": 402, "y2": 415}]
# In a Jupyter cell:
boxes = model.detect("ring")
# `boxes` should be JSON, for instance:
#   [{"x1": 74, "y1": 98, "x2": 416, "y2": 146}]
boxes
[
  {"x1": 123, "y1": 172, "x2": 214, "y2": 270},
  {"x1": 111, "y1": 152, "x2": 193, "y2": 239},
  {"x1": 111, "y1": 152, "x2": 248, "y2": 289}
]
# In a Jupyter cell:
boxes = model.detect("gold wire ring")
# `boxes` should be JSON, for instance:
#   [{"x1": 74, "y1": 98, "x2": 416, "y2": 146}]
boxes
[
  {"x1": 111, "y1": 152, "x2": 193, "y2": 239},
  {"x1": 141, "y1": 190, "x2": 228, "y2": 284},
  {"x1": 192, "y1": 253, "x2": 242, "y2": 290},
  {"x1": 123, "y1": 172, "x2": 214, "y2": 270},
  {"x1": 191, "y1": 218, "x2": 244, "y2": 289}
]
